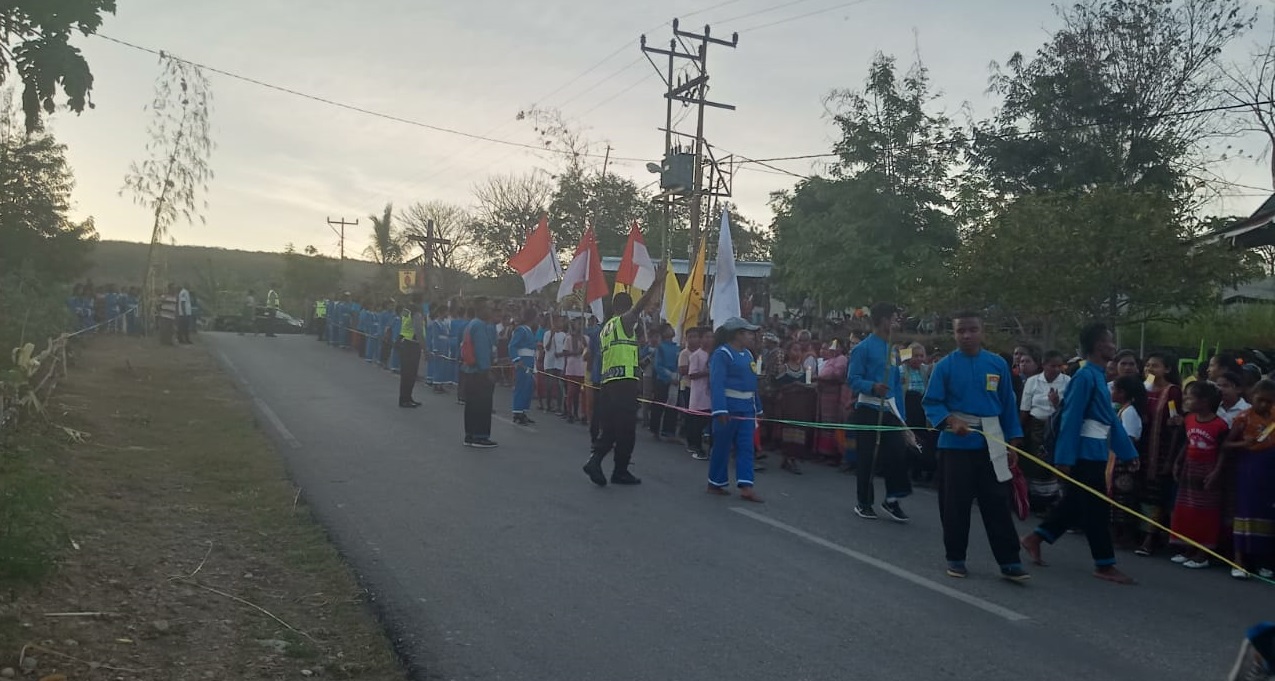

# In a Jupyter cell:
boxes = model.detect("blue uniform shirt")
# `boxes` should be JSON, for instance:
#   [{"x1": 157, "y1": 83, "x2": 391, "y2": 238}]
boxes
[
  {"x1": 509, "y1": 324, "x2": 536, "y2": 367},
  {"x1": 461, "y1": 318, "x2": 494, "y2": 373},
  {"x1": 656, "y1": 340, "x2": 680, "y2": 383},
  {"x1": 923, "y1": 350, "x2": 1023, "y2": 451},
  {"x1": 1053, "y1": 361, "x2": 1137, "y2": 466},
  {"x1": 848, "y1": 333, "x2": 903, "y2": 411},
  {"x1": 710, "y1": 345, "x2": 761, "y2": 416}
]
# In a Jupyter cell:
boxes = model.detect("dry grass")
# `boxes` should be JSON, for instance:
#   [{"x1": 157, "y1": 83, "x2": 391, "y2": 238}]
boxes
[{"x1": 0, "y1": 335, "x2": 406, "y2": 679}]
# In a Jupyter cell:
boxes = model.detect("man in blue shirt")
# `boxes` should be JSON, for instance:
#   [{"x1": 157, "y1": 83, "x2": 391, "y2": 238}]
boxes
[
  {"x1": 461, "y1": 298, "x2": 498, "y2": 448},
  {"x1": 847, "y1": 302, "x2": 911, "y2": 521},
  {"x1": 1021, "y1": 322, "x2": 1138, "y2": 585},
  {"x1": 923, "y1": 311, "x2": 1029, "y2": 581},
  {"x1": 649, "y1": 323, "x2": 681, "y2": 439},
  {"x1": 509, "y1": 308, "x2": 538, "y2": 426}
]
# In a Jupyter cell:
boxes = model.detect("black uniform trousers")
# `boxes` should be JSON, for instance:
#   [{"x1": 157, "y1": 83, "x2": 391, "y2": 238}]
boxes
[
  {"x1": 592, "y1": 379, "x2": 639, "y2": 471},
  {"x1": 852, "y1": 405, "x2": 912, "y2": 506},
  {"x1": 937, "y1": 447, "x2": 1022, "y2": 566},
  {"x1": 1035, "y1": 459, "x2": 1116, "y2": 566},
  {"x1": 463, "y1": 372, "x2": 494, "y2": 439},
  {"x1": 398, "y1": 338, "x2": 421, "y2": 403}
]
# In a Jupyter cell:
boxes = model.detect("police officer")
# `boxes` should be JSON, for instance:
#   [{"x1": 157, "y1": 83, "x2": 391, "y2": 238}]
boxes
[
  {"x1": 314, "y1": 298, "x2": 328, "y2": 341},
  {"x1": 397, "y1": 294, "x2": 425, "y2": 408},
  {"x1": 582, "y1": 266, "x2": 665, "y2": 487}
]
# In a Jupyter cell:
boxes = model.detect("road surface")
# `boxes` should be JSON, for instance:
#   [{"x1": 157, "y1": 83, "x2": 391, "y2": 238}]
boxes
[{"x1": 206, "y1": 332, "x2": 1266, "y2": 681}]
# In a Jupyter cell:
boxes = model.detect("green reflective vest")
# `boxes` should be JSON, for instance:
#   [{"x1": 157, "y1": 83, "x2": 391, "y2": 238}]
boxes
[
  {"x1": 266, "y1": 290, "x2": 280, "y2": 309},
  {"x1": 314, "y1": 300, "x2": 327, "y2": 318},
  {"x1": 600, "y1": 316, "x2": 638, "y2": 383},
  {"x1": 400, "y1": 311, "x2": 415, "y2": 341}
]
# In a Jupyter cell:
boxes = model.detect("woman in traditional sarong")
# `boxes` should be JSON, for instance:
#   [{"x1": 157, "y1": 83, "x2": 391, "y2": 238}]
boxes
[
  {"x1": 1225, "y1": 379, "x2": 1275, "y2": 580},
  {"x1": 815, "y1": 340, "x2": 850, "y2": 466},
  {"x1": 1137, "y1": 352, "x2": 1184, "y2": 557},
  {"x1": 772, "y1": 341, "x2": 813, "y2": 474}
]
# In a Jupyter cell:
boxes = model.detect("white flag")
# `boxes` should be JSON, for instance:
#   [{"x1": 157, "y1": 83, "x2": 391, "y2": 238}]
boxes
[{"x1": 709, "y1": 210, "x2": 741, "y2": 329}]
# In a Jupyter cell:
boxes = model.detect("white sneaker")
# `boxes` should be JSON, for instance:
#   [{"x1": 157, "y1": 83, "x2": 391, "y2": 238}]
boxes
[
  {"x1": 1183, "y1": 559, "x2": 1210, "y2": 569},
  {"x1": 1231, "y1": 568, "x2": 1250, "y2": 580},
  {"x1": 1170, "y1": 553, "x2": 1188, "y2": 564}
]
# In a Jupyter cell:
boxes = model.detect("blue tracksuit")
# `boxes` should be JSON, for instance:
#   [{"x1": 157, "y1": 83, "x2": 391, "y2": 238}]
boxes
[
  {"x1": 428, "y1": 317, "x2": 452, "y2": 385},
  {"x1": 448, "y1": 318, "x2": 467, "y2": 384},
  {"x1": 377, "y1": 309, "x2": 395, "y2": 365},
  {"x1": 847, "y1": 332, "x2": 904, "y2": 413},
  {"x1": 708, "y1": 344, "x2": 762, "y2": 489},
  {"x1": 1053, "y1": 361, "x2": 1137, "y2": 466},
  {"x1": 509, "y1": 324, "x2": 536, "y2": 414},
  {"x1": 365, "y1": 310, "x2": 382, "y2": 362}
]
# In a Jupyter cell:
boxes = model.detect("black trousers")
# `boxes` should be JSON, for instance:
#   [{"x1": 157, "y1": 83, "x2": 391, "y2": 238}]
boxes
[
  {"x1": 315, "y1": 317, "x2": 326, "y2": 341},
  {"x1": 937, "y1": 447, "x2": 1022, "y2": 566},
  {"x1": 647, "y1": 379, "x2": 677, "y2": 436},
  {"x1": 1036, "y1": 459, "x2": 1116, "y2": 566},
  {"x1": 398, "y1": 339, "x2": 421, "y2": 403},
  {"x1": 463, "y1": 372, "x2": 494, "y2": 439},
  {"x1": 684, "y1": 412, "x2": 709, "y2": 453},
  {"x1": 592, "y1": 379, "x2": 639, "y2": 471},
  {"x1": 852, "y1": 405, "x2": 912, "y2": 506}
]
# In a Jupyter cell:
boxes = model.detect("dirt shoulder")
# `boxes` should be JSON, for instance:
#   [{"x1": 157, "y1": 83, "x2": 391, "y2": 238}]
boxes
[{"x1": 0, "y1": 335, "x2": 407, "y2": 680}]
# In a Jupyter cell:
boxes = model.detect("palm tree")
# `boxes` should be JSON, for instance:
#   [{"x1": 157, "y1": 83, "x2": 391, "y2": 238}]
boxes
[{"x1": 364, "y1": 203, "x2": 404, "y2": 265}]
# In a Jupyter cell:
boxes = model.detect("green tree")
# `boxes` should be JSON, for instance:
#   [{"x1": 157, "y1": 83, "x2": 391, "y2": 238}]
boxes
[
  {"x1": 548, "y1": 167, "x2": 650, "y2": 257},
  {"x1": 770, "y1": 54, "x2": 960, "y2": 310},
  {"x1": 363, "y1": 202, "x2": 403, "y2": 265},
  {"x1": 122, "y1": 53, "x2": 215, "y2": 329},
  {"x1": 0, "y1": 0, "x2": 116, "y2": 131},
  {"x1": 0, "y1": 95, "x2": 96, "y2": 281},
  {"x1": 951, "y1": 186, "x2": 1249, "y2": 347},
  {"x1": 972, "y1": 0, "x2": 1252, "y2": 195}
]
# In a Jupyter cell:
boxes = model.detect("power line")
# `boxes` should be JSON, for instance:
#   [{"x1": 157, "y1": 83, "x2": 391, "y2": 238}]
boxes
[
  {"x1": 720, "y1": 0, "x2": 821, "y2": 25},
  {"x1": 95, "y1": 33, "x2": 654, "y2": 164},
  {"x1": 739, "y1": 0, "x2": 876, "y2": 33}
]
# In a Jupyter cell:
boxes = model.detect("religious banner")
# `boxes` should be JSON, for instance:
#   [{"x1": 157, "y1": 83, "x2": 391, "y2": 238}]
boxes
[{"x1": 398, "y1": 268, "x2": 422, "y2": 294}]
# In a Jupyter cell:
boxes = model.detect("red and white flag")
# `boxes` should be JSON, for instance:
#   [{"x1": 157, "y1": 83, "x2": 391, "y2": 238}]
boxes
[
  {"x1": 507, "y1": 215, "x2": 561, "y2": 294},
  {"x1": 557, "y1": 226, "x2": 608, "y2": 321},
  {"x1": 614, "y1": 222, "x2": 656, "y2": 293}
]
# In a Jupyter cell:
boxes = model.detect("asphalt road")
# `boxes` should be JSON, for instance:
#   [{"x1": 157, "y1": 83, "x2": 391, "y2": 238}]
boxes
[{"x1": 205, "y1": 332, "x2": 1269, "y2": 681}]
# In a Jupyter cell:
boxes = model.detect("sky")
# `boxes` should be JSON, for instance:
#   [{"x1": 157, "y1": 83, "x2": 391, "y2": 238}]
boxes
[{"x1": 45, "y1": 0, "x2": 1275, "y2": 261}]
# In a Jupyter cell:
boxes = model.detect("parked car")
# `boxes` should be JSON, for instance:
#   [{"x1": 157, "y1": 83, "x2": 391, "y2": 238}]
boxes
[{"x1": 211, "y1": 307, "x2": 306, "y2": 334}]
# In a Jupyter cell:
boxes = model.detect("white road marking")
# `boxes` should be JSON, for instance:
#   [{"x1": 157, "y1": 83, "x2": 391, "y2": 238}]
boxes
[
  {"x1": 216, "y1": 349, "x2": 301, "y2": 449},
  {"x1": 729, "y1": 507, "x2": 1030, "y2": 623}
]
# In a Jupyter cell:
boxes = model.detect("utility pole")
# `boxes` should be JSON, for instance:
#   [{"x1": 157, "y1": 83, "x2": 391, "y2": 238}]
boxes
[
  {"x1": 326, "y1": 217, "x2": 358, "y2": 261},
  {"x1": 602, "y1": 144, "x2": 612, "y2": 176},
  {"x1": 640, "y1": 20, "x2": 737, "y2": 260}
]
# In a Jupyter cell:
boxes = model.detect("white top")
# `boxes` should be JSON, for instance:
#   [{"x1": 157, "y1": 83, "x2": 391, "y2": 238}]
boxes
[
  {"x1": 544, "y1": 330, "x2": 568, "y2": 372},
  {"x1": 1020, "y1": 373, "x2": 1070, "y2": 420},
  {"x1": 1119, "y1": 404, "x2": 1143, "y2": 441},
  {"x1": 1220, "y1": 398, "x2": 1251, "y2": 426},
  {"x1": 178, "y1": 288, "x2": 192, "y2": 316}
]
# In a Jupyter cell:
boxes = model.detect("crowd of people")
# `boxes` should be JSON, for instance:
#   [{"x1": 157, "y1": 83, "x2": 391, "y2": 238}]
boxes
[
  {"x1": 310, "y1": 288, "x2": 1275, "y2": 584},
  {"x1": 66, "y1": 282, "x2": 143, "y2": 334}
]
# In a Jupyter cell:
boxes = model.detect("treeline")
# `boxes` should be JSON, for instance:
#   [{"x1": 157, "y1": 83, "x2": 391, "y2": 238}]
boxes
[{"x1": 769, "y1": 0, "x2": 1275, "y2": 349}]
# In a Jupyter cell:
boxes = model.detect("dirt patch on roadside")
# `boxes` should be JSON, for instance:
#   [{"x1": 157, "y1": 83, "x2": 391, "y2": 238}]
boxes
[{"x1": 0, "y1": 335, "x2": 406, "y2": 680}]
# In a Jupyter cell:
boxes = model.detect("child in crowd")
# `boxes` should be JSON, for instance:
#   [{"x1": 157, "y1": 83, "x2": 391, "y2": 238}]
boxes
[
  {"x1": 563, "y1": 319, "x2": 586, "y2": 424},
  {"x1": 1225, "y1": 379, "x2": 1275, "y2": 580},
  {"x1": 1109, "y1": 375, "x2": 1146, "y2": 550},
  {"x1": 1169, "y1": 381, "x2": 1229, "y2": 570},
  {"x1": 685, "y1": 328, "x2": 711, "y2": 461}
]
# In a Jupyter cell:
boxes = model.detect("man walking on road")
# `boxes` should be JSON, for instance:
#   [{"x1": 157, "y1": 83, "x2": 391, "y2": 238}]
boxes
[
  {"x1": 583, "y1": 266, "x2": 664, "y2": 487},
  {"x1": 847, "y1": 302, "x2": 912, "y2": 521},
  {"x1": 1021, "y1": 322, "x2": 1139, "y2": 585},
  {"x1": 397, "y1": 294, "x2": 424, "y2": 409},
  {"x1": 923, "y1": 311, "x2": 1030, "y2": 582},
  {"x1": 461, "y1": 299, "x2": 498, "y2": 448},
  {"x1": 314, "y1": 298, "x2": 328, "y2": 341}
]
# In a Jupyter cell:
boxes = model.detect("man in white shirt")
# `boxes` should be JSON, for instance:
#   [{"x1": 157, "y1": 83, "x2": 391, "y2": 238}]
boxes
[
  {"x1": 542, "y1": 317, "x2": 564, "y2": 413},
  {"x1": 177, "y1": 283, "x2": 194, "y2": 344}
]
